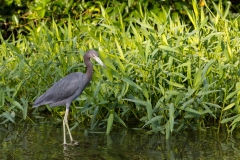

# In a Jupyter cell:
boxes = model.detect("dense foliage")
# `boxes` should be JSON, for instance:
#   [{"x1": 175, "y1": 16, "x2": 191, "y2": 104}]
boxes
[
  {"x1": 1, "y1": 0, "x2": 240, "y2": 138},
  {"x1": 1, "y1": 0, "x2": 240, "y2": 39}
]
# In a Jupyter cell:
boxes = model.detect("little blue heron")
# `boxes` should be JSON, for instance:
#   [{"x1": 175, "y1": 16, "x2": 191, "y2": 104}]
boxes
[{"x1": 33, "y1": 49, "x2": 105, "y2": 145}]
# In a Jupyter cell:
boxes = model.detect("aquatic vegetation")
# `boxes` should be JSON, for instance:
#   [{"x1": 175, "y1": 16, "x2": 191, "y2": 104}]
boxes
[{"x1": 0, "y1": 0, "x2": 240, "y2": 138}]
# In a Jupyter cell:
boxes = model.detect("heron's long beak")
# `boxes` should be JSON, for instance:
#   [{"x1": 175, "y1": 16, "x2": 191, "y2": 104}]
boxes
[{"x1": 93, "y1": 56, "x2": 106, "y2": 68}]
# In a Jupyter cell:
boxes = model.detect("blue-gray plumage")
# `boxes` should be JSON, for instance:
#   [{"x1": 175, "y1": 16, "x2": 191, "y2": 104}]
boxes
[
  {"x1": 33, "y1": 49, "x2": 105, "y2": 145},
  {"x1": 33, "y1": 72, "x2": 89, "y2": 108}
]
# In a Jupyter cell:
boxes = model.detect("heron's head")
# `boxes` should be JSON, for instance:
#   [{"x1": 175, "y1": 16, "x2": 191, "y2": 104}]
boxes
[{"x1": 86, "y1": 49, "x2": 105, "y2": 68}]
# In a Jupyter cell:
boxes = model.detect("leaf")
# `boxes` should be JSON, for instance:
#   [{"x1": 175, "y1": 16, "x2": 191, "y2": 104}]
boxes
[
  {"x1": 100, "y1": 5, "x2": 106, "y2": 17},
  {"x1": 185, "y1": 108, "x2": 201, "y2": 115},
  {"x1": 192, "y1": 0, "x2": 199, "y2": 20},
  {"x1": 130, "y1": 23, "x2": 140, "y2": 41},
  {"x1": 222, "y1": 103, "x2": 235, "y2": 111},
  {"x1": 187, "y1": 61, "x2": 192, "y2": 85},
  {"x1": 154, "y1": 98, "x2": 163, "y2": 110},
  {"x1": 184, "y1": 6, "x2": 197, "y2": 29},
  {"x1": 94, "y1": 81, "x2": 102, "y2": 98},
  {"x1": 12, "y1": 81, "x2": 23, "y2": 98},
  {"x1": 68, "y1": 16, "x2": 72, "y2": 39},
  {"x1": 158, "y1": 84, "x2": 165, "y2": 95},
  {"x1": 201, "y1": 32, "x2": 224, "y2": 42},
  {"x1": 221, "y1": 115, "x2": 239, "y2": 124},
  {"x1": 226, "y1": 89, "x2": 240, "y2": 101},
  {"x1": 200, "y1": 17, "x2": 208, "y2": 29},
  {"x1": 203, "y1": 104, "x2": 216, "y2": 118},
  {"x1": 21, "y1": 98, "x2": 28, "y2": 120},
  {"x1": 114, "y1": 112, "x2": 127, "y2": 128},
  {"x1": 12, "y1": 101, "x2": 23, "y2": 111},
  {"x1": 141, "y1": 84, "x2": 149, "y2": 99},
  {"x1": 116, "y1": 56, "x2": 125, "y2": 73},
  {"x1": 186, "y1": 88, "x2": 196, "y2": 98},
  {"x1": 5, "y1": 42, "x2": 21, "y2": 55},
  {"x1": 115, "y1": 38, "x2": 125, "y2": 60},
  {"x1": 135, "y1": 19, "x2": 153, "y2": 30},
  {"x1": 164, "y1": 79, "x2": 185, "y2": 88},
  {"x1": 169, "y1": 103, "x2": 174, "y2": 132},
  {"x1": 184, "y1": 30, "x2": 198, "y2": 40},
  {"x1": 174, "y1": 92, "x2": 185, "y2": 106},
  {"x1": 12, "y1": 14, "x2": 19, "y2": 26},
  {"x1": 231, "y1": 115, "x2": 240, "y2": 126},
  {"x1": 103, "y1": 59, "x2": 116, "y2": 71},
  {"x1": 165, "y1": 90, "x2": 180, "y2": 95},
  {"x1": 122, "y1": 77, "x2": 142, "y2": 91},
  {"x1": 166, "y1": 121, "x2": 170, "y2": 139},
  {"x1": 145, "y1": 40, "x2": 151, "y2": 62},
  {"x1": 202, "y1": 60, "x2": 215, "y2": 77},
  {"x1": 193, "y1": 69, "x2": 202, "y2": 87},
  {"x1": 212, "y1": 1, "x2": 223, "y2": 18},
  {"x1": 106, "y1": 112, "x2": 114, "y2": 134},
  {"x1": 91, "y1": 106, "x2": 99, "y2": 129},
  {"x1": 223, "y1": 2, "x2": 231, "y2": 19},
  {"x1": 203, "y1": 102, "x2": 221, "y2": 109},
  {"x1": 159, "y1": 45, "x2": 179, "y2": 53},
  {"x1": 180, "y1": 98, "x2": 195, "y2": 110},
  {"x1": 142, "y1": 115, "x2": 162, "y2": 128},
  {"x1": 146, "y1": 99, "x2": 152, "y2": 120},
  {"x1": 197, "y1": 90, "x2": 220, "y2": 96},
  {"x1": 2, "y1": 112, "x2": 15, "y2": 123},
  {"x1": 147, "y1": 126, "x2": 165, "y2": 134},
  {"x1": 123, "y1": 98, "x2": 147, "y2": 106}
]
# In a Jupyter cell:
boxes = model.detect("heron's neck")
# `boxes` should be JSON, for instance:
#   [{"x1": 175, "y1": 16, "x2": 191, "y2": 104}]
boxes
[{"x1": 84, "y1": 58, "x2": 93, "y2": 79}]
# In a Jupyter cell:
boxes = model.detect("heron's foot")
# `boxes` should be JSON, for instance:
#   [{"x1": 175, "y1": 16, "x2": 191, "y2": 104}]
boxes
[
  {"x1": 71, "y1": 140, "x2": 79, "y2": 145},
  {"x1": 63, "y1": 140, "x2": 79, "y2": 146}
]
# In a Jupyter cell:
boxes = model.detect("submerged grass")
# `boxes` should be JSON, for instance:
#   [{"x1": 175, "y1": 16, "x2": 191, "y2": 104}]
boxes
[{"x1": 1, "y1": 1, "x2": 240, "y2": 138}]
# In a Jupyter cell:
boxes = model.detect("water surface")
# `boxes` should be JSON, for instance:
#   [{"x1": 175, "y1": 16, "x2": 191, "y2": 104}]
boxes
[{"x1": 1, "y1": 122, "x2": 240, "y2": 160}]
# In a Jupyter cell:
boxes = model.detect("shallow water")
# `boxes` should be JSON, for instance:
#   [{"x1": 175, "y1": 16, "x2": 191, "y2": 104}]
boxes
[{"x1": 1, "y1": 122, "x2": 240, "y2": 160}]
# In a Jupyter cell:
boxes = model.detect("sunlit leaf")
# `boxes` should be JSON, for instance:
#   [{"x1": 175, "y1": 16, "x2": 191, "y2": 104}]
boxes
[
  {"x1": 164, "y1": 79, "x2": 185, "y2": 88},
  {"x1": 159, "y1": 45, "x2": 179, "y2": 53},
  {"x1": 222, "y1": 103, "x2": 235, "y2": 111}
]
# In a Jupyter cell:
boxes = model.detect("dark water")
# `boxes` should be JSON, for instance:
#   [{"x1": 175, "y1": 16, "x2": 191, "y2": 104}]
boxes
[{"x1": 1, "y1": 122, "x2": 240, "y2": 160}]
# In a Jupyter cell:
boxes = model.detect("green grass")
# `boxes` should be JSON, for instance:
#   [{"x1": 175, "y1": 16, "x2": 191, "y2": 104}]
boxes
[{"x1": 1, "y1": 0, "x2": 240, "y2": 138}]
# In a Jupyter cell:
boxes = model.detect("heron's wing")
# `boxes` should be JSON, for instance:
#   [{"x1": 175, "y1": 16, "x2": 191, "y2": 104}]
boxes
[{"x1": 33, "y1": 72, "x2": 87, "y2": 107}]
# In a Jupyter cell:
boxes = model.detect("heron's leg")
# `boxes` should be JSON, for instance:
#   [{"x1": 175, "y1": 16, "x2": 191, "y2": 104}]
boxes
[
  {"x1": 63, "y1": 108, "x2": 74, "y2": 145},
  {"x1": 64, "y1": 109, "x2": 73, "y2": 142},
  {"x1": 63, "y1": 109, "x2": 68, "y2": 145}
]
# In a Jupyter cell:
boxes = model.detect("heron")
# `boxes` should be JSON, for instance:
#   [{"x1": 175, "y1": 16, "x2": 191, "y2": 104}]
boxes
[{"x1": 33, "y1": 49, "x2": 105, "y2": 145}]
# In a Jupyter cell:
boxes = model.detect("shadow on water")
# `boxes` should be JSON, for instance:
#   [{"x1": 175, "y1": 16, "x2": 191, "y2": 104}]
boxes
[{"x1": 1, "y1": 122, "x2": 240, "y2": 160}]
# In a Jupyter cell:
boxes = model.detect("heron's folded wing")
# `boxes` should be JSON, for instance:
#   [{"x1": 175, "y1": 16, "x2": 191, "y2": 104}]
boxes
[{"x1": 33, "y1": 72, "x2": 86, "y2": 107}]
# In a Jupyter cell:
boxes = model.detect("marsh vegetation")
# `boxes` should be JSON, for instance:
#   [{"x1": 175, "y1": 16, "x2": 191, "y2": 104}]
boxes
[{"x1": 1, "y1": 0, "x2": 240, "y2": 139}]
